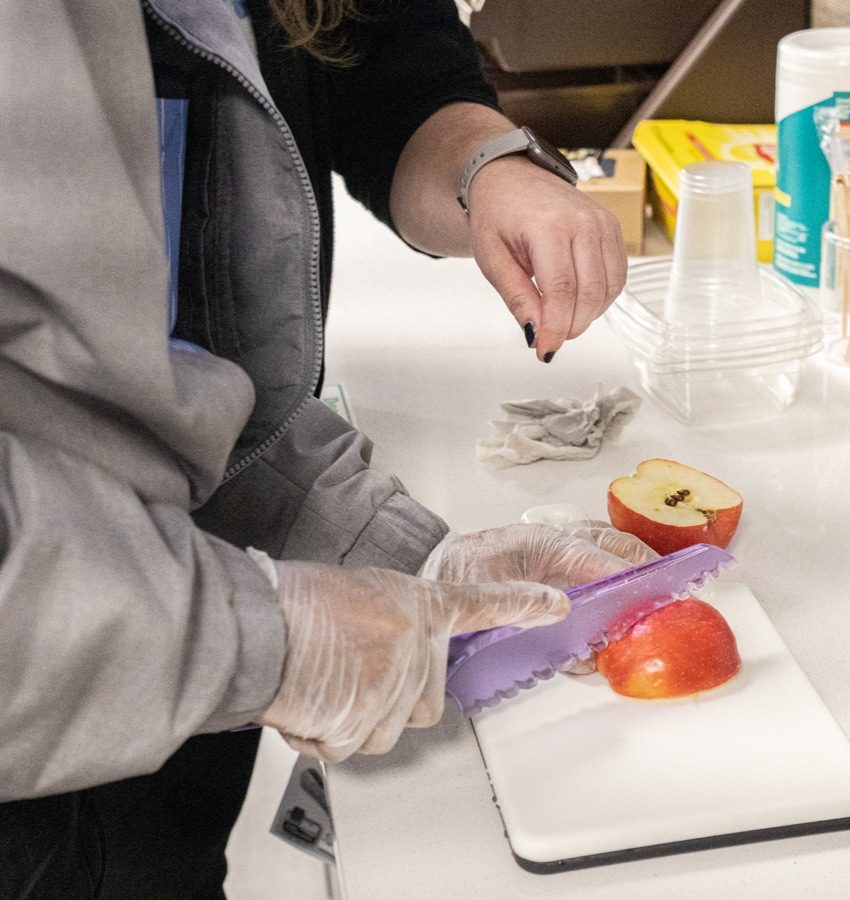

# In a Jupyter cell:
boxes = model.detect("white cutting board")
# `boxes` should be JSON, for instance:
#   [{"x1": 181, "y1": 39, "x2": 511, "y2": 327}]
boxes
[{"x1": 472, "y1": 581, "x2": 850, "y2": 869}]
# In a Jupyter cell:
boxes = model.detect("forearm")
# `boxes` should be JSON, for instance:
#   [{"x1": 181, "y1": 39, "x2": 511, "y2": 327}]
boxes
[
  {"x1": 390, "y1": 101, "x2": 627, "y2": 361},
  {"x1": 194, "y1": 396, "x2": 450, "y2": 574},
  {"x1": 389, "y1": 102, "x2": 520, "y2": 257}
]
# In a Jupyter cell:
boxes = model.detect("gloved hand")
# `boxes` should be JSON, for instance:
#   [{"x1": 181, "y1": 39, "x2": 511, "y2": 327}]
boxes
[
  {"x1": 256, "y1": 561, "x2": 569, "y2": 763},
  {"x1": 418, "y1": 521, "x2": 657, "y2": 675},
  {"x1": 418, "y1": 522, "x2": 657, "y2": 592}
]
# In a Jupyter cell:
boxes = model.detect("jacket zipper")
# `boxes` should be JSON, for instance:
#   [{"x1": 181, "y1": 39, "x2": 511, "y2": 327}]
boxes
[{"x1": 140, "y1": 0, "x2": 325, "y2": 482}]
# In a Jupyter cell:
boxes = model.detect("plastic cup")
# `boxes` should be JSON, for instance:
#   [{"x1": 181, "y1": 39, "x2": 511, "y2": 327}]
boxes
[{"x1": 664, "y1": 161, "x2": 762, "y2": 326}]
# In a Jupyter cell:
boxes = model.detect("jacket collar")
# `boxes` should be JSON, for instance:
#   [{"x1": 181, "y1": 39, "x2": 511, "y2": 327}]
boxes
[{"x1": 143, "y1": 0, "x2": 274, "y2": 109}]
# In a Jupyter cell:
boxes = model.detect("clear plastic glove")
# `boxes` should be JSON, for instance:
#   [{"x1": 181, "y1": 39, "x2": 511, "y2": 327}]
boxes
[
  {"x1": 256, "y1": 561, "x2": 569, "y2": 763},
  {"x1": 418, "y1": 522, "x2": 657, "y2": 592},
  {"x1": 418, "y1": 522, "x2": 658, "y2": 674}
]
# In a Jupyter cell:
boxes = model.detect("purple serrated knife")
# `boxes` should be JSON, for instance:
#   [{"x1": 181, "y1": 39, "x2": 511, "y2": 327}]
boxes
[{"x1": 446, "y1": 543, "x2": 735, "y2": 716}]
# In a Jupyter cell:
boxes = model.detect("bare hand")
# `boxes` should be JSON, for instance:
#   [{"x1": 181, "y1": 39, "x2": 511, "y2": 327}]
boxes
[{"x1": 467, "y1": 156, "x2": 627, "y2": 361}]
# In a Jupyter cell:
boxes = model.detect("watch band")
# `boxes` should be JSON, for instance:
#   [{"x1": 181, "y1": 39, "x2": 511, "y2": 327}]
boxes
[{"x1": 457, "y1": 126, "x2": 578, "y2": 214}]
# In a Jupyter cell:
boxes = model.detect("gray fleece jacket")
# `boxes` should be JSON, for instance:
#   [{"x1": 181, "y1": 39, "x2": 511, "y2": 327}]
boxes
[{"x1": 0, "y1": 0, "x2": 448, "y2": 800}]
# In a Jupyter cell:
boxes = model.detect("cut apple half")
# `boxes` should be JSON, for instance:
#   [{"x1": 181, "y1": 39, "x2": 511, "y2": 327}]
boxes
[
  {"x1": 607, "y1": 458, "x2": 743, "y2": 556},
  {"x1": 596, "y1": 598, "x2": 742, "y2": 699}
]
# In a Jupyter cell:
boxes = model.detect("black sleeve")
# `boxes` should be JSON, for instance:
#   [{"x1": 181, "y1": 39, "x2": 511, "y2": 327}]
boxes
[{"x1": 325, "y1": 0, "x2": 500, "y2": 230}]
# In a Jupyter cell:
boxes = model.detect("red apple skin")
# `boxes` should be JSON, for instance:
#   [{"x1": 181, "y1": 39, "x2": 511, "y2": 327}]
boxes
[
  {"x1": 595, "y1": 598, "x2": 741, "y2": 700},
  {"x1": 607, "y1": 458, "x2": 743, "y2": 555},
  {"x1": 607, "y1": 490, "x2": 742, "y2": 555}
]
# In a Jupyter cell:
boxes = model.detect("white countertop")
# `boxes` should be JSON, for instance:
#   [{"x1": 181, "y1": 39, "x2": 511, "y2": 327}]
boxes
[{"x1": 322, "y1": 182, "x2": 850, "y2": 899}]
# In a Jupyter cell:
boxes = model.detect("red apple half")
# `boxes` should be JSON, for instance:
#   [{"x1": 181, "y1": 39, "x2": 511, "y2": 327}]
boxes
[
  {"x1": 607, "y1": 458, "x2": 743, "y2": 556},
  {"x1": 595, "y1": 598, "x2": 741, "y2": 699}
]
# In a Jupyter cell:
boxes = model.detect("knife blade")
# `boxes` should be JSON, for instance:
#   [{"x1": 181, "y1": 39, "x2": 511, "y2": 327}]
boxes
[{"x1": 446, "y1": 543, "x2": 735, "y2": 716}]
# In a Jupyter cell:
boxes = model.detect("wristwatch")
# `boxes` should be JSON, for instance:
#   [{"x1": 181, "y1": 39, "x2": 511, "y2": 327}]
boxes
[{"x1": 457, "y1": 126, "x2": 579, "y2": 214}]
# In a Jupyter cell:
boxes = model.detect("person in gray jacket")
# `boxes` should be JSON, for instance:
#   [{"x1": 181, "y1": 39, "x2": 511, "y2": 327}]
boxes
[{"x1": 0, "y1": 1, "x2": 639, "y2": 897}]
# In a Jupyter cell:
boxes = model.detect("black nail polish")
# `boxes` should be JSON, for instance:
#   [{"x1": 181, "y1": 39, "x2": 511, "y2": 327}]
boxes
[
  {"x1": 523, "y1": 322, "x2": 535, "y2": 347},
  {"x1": 543, "y1": 351, "x2": 556, "y2": 364}
]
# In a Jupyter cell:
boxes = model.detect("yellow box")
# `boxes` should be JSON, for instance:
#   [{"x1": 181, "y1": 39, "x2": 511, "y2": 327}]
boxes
[
  {"x1": 566, "y1": 149, "x2": 647, "y2": 255},
  {"x1": 632, "y1": 120, "x2": 777, "y2": 262}
]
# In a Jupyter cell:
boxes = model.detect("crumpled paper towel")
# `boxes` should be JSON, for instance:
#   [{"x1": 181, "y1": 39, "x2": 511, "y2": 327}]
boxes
[{"x1": 476, "y1": 385, "x2": 641, "y2": 467}]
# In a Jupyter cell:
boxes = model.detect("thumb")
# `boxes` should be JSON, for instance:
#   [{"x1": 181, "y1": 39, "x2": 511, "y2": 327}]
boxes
[{"x1": 446, "y1": 580, "x2": 570, "y2": 636}]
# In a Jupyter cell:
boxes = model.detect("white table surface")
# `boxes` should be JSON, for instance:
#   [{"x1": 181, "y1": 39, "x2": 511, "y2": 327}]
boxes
[{"x1": 322, "y1": 183, "x2": 850, "y2": 900}]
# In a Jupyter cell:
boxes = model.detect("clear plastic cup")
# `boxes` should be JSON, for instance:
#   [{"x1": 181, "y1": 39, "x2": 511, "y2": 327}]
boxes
[{"x1": 664, "y1": 161, "x2": 762, "y2": 326}]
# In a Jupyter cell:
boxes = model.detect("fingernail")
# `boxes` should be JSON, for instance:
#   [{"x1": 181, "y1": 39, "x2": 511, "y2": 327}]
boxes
[
  {"x1": 523, "y1": 322, "x2": 536, "y2": 347},
  {"x1": 543, "y1": 351, "x2": 556, "y2": 364}
]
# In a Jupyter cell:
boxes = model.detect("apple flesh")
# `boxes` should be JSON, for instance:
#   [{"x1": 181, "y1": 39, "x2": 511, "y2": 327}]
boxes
[
  {"x1": 595, "y1": 598, "x2": 741, "y2": 699},
  {"x1": 607, "y1": 458, "x2": 742, "y2": 555}
]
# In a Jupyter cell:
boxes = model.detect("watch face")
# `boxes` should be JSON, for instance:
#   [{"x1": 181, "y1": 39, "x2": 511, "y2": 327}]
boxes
[{"x1": 526, "y1": 131, "x2": 578, "y2": 184}]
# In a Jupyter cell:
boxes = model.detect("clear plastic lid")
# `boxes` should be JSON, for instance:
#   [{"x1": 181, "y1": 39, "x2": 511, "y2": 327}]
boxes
[{"x1": 609, "y1": 259, "x2": 823, "y2": 370}]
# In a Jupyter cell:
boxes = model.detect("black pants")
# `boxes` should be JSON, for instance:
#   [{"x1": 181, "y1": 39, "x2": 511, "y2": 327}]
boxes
[{"x1": 0, "y1": 729, "x2": 262, "y2": 900}]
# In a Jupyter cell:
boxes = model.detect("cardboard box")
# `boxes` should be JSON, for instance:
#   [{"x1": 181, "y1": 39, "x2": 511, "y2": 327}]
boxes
[
  {"x1": 568, "y1": 149, "x2": 647, "y2": 254},
  {"x1": 632, "y1": 120, "x2": 776, "y2": 262}
]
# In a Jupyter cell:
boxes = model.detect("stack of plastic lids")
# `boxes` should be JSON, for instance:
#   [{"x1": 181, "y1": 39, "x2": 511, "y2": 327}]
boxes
[
  {"x1": 607, "y1": 259, "x2": 822, "y2": 426},
  {"x1": 606, "y1": 161, "x2": 822, "y2": 426}
]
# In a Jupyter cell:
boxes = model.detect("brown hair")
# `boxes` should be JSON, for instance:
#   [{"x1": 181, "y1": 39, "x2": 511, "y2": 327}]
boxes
[{"x1": 266, "y1": 0, "x2": 359, "y2": 64}]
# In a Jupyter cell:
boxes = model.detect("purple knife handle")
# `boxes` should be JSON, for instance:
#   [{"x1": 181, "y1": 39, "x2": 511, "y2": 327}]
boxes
[{"x1": 446, "y1": 543, "x2": 734, "y2": 716}]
